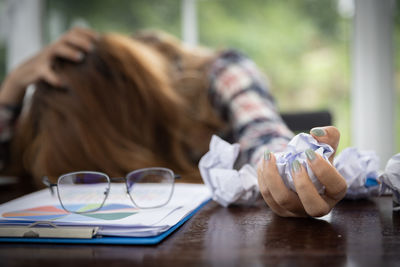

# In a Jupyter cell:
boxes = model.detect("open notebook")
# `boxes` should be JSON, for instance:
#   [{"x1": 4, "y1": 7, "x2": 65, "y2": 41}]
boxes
[{"x1": 0, "y1": 183, "x2": 211, "y2": 245}]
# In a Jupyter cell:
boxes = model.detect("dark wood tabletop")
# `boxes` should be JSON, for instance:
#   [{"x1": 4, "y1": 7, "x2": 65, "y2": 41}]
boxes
[{"x1": 0, "y1": 182, "x2": 399, "y2": 267}]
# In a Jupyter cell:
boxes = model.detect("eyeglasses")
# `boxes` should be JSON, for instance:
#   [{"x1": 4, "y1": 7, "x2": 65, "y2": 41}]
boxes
[{"x1": 42, "y1": 167, "x2": 180, "y2": 213}]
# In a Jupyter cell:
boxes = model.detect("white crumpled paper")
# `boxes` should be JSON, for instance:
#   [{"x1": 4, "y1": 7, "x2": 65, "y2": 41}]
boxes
[
  {"x1": 199, "y1": 133, "x2": 400, "y2": 207},
  {"x1": 380, "y1": 153, "x2": 400, "y2": 209},
  {"x1": 380, "y1": 153, "x2": 400, "y2": 191},
  {"x1": 334, "y1": 147, "x2": 381, "y2": 199},
  {"x1": 198, "y1": 135, "x2": 259, "y2": 207},
  {"x1": 275, "y1": 133, "x2": 334, "y2": 194},
  {"x1": 198, "y1": 133, "x2": 334, "y2": 207}
]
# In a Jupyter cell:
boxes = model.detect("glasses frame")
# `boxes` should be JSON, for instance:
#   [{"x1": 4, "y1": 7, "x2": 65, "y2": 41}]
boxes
[{"x1": 42, "y1": 167, "x2": 181, "y2": 214}]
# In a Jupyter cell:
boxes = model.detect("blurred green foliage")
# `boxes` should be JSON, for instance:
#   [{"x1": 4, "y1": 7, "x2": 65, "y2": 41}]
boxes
[
  {"x1": 46, "y1": 0, "x2": 181, "y2": 37},
  {"x1": 198, "y1": 0, "x2": 352, "y2": 152}
]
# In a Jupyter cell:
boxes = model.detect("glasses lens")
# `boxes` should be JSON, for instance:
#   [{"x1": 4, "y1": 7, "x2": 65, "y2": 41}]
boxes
[
  {"x1": 126, "y1": 168, "x2": 174, "y2": 208},
  {"x1": 57, "y1": 172, "x2": 110, "y2": 213}
]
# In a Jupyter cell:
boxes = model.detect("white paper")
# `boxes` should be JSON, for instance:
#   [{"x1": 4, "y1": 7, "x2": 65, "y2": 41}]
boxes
[
  {"x1": 275, "y1": 133, "x2": 334, "y2": 193},
  {"x1": 198, "y1": 133, "x2": 399, "y2": 208},
  {"x1": 198, "y1": 135, "x2": 259, "y2": 207},
  {"x1": 0, "y1": 183, "x2": 211, "y2": 237},
  {"x1": 334, "y1": 147, "x2": 381, "y2": 199},
  {"x1": 380, "y1": 153, "x2": 400, "y2": 190},
  {"x1": 380, "y1": 153, "x2": 400, "y2": 204}
]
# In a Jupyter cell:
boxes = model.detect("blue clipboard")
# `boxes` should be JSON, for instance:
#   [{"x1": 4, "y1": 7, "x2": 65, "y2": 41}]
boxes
[{"x1": 0, "y1": 199, "x2": 211, "y2": 245}]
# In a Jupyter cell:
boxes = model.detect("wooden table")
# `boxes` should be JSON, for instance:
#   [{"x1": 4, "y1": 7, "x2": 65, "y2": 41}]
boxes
[{"x1": 0, "y1": 183, "x2": 399, "y2": 266}]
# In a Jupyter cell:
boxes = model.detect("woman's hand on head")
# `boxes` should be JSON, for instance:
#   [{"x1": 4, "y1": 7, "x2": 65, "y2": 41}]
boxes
[
  {"x1": 257, "y1": 126, "x2": 347, "y2": 218},
  {"x1": 0, "y1": 27, "x2": 98, "y2": 105}
]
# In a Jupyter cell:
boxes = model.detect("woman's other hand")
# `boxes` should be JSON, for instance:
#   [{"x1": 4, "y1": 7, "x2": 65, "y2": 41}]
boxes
[
  {"x1": 0, "y1": 27, "x2": 98, "y2": 105},
  {"x1": 257, "y1": 126, "x2": 347, "y2": 217}
]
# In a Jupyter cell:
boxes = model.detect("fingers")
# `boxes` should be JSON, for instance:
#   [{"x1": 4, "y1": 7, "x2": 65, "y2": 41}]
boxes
[
  {"x1": 310, "y1": 126, "x2": 340, "y2": 162},
  {"x1": 257, "y1": 165, "x2": 298, "y2": 217},
  {"x1": 40, "y1": 66, "x2": 62, "y2": 87},
  {"x1": 261, "y1": 189, "x2": 299, "y2": 217},
  {"x1": 70, "y1": 27, "x2": 99, "y2": 42},
  {"x1": 63, "y1": 27, "x2": 98, "y2": 52},
  {"x1": 0, "y1": 27, "x2": 98, "y2": 94},
  {"x1": 64, "y1": 34, "x2": 94, "y2": 53},
  {"x1": 305, "y1": 150, "x2": 347, "y2": 201},
  {"x1": 40, "y1": 27, "x2": 98, "y2": 85},
  {"x1": 257, "y1": 142, "x2": 346, "y2": 218},
  {"x1": 52, "y1": 44, "x2": 84, "y2": 62},
  {"x1": 50, "y1": 27, "x2": 99, "y2": 62},
  {"x1": 261, "y1": 153, "x2": 305, "y2": 214},
  {"x1": 291, "y1": 160, "x2": 331, "y2": 217}
]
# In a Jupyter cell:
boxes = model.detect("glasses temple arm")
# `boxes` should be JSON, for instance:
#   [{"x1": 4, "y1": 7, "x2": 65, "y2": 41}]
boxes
[{"x1": 42, "y1": 176, "x2": 57, "y2": 196}]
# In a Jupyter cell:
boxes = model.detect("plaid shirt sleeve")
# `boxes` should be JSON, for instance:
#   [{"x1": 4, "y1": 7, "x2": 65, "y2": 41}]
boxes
[{"x1": 208, "y1": 50, "x2": 294, "y2": 167}]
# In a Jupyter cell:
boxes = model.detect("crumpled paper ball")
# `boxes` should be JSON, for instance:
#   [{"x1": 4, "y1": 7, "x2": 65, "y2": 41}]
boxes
[
  {"x1": 333, "y1": 147, "x2": 381, "y2": 199},
  {"x1": 380, "y1": 153, "x2": 400, "y2": 208},
  {"x1": 275, "y1": 133, "x2": 334, "y2": 194},
  {"x1": 380, "y1": 153, "x2": 400, "y2": 189},
  {"x1": 198, "y1": 135, "x2": 259, "y2": 207},
  {"x1": 199, "y1": 131, "x2": 399, "y2": 208}
]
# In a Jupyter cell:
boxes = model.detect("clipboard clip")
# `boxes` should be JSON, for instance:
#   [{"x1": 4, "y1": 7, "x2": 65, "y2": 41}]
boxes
[{"x1": 0, "y1": 221, "x2": 99, "y2": 239}]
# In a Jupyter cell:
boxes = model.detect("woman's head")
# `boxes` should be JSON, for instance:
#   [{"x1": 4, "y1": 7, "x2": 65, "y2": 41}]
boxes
[
  {"x1": 133, "y1": 30, "x2": 226, "y2": 156},
  {"x1": 11, "y1": 33, "x2": 220, "y2": 186}
]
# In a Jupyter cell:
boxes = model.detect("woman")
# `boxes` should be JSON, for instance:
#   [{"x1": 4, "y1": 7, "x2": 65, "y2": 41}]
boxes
[{"x1": 0, "y1": 28, "x2": 346, "y2": 217}]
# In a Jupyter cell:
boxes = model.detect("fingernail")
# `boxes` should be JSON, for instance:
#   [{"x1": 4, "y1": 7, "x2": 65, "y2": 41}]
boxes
[
  {"x1": 291, "y1": 160, "x2": 301, "y2": 173},
  {"x1": 264, "y1": 150, "x2": 271, "y2": 161},
  {"x1": 305, "y1": 149, "x2": 316, "y2": 162},
  {"x1": 311, "y1": 128, "x2": 325, "y2": 137}
]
